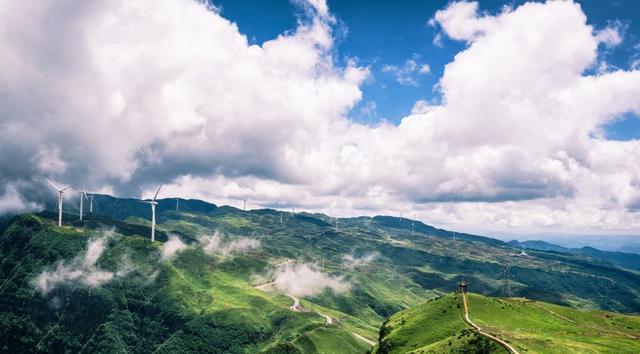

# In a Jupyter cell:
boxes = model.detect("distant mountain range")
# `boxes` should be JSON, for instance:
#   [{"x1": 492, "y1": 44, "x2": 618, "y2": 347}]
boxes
[
  {"x1": 508, "y1": 239, "x2": 640, "y2": 271},
  {"x1": 2, "y1": 194, "x2": 640, "y2": 352},
  {"x1": 48, "y1": 193, "x2": 640, "y2": 273}
]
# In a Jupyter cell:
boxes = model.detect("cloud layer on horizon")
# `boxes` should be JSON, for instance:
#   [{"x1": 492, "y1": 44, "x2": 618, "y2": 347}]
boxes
[{"x1": 1, "y1": 0, "x2": 640, "y2": 235}]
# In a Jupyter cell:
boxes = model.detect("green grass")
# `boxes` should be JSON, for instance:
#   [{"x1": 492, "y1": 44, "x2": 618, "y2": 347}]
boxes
[
  {"x1": 4, "y1": 208, "x2": 640, "y2": 353},
  {"x1": 467, "y1": 294, "x2": 640, "y2": 353},
  {"x1": 408, "y1": 329, "x2": 507, "y2": 354},
  {"x1": 376, "y1": 294, "x2": 473, "y2": 353},
  {"x1": 290, "y1": 327, "x2": 369, "y2": 354},
  {"x1": 377, "y1": 293, "x2": 640, "y2": 354}
]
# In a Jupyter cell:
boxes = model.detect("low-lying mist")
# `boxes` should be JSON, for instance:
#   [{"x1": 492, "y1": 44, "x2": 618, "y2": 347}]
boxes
[
  {"x1": 343, "y1": 253, "x2": 378, "y2": 268},
  {"x1": 33, "y1": 230, "x2": 130, "y2": 294},
  {"x1": 199, "y1": 231, "x2": 260, "y2": 256},
  {"x1": 274, "y1": 263, "x2": 349, "y2": 297},
  {"x1": 161, "y1": 234, "x2": 188, "y2": 260}
]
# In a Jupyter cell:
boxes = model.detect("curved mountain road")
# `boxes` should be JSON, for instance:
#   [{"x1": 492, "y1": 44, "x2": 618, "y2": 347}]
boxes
[
  {"x1": 351, "y1": 332, "x2": 376, "y2": 346},
  {"x1": 461, "y1": 292, "x2": 520, "y2": 354},
  {"x1": 254, "y1": 259, "x2": 376, "y2": 348}
]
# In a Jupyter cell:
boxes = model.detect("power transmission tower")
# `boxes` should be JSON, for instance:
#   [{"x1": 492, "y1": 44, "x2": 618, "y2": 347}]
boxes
[{"x1": 501, "y1": 263, "x2": 512, "y2": 297}]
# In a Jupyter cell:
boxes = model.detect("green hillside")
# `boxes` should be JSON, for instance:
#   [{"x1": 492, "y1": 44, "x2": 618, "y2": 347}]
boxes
[
  {"x1": 0, "y1": 199, "x2": 639, "y2": 352},
  {"x1": 377, "y1": 293, "x2": 640, "y2": 354},
  {"x1": 376, "y1": 294, "x2": 506, "y2": 353},
  {"x1": 466, "y1": 293, "x2": 640, "y2": 353},
  {"x1": 0, "y1": 214, "x2": 369, "y2": 353}
]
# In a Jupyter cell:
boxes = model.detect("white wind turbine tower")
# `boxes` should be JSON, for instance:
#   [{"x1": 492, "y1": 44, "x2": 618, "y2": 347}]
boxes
[
  {"x1": 143, "y1": 185, "x2": 162, "y2": 242},
  {"x1": 176, "y1": 197, "x2": 179, "y2": 212},
  {"x1": 45, "y1": 178, "x2": 71, "y2": 227},
  {"x1": 88, "y1": 193, "x2": 95, "y2": 213},
  {"x1": 79, "y1": 191, "x2": 89, "y2": 221}
]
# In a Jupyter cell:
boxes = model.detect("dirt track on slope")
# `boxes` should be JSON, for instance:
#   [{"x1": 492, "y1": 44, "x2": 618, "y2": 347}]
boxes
[{"x1": 461, "y1": 292, "x2": 520, "y2": 354}]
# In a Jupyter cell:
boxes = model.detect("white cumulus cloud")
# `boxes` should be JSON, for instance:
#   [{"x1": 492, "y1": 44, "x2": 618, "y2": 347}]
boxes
[{"x1": 1, "y1": 0, "x2": 640, "y2": 237}]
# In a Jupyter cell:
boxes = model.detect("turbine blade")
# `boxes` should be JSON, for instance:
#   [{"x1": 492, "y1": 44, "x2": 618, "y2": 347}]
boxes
[
  {"x1": 45, "y1": 178, "x2": 60, "y2": 191},
  {"x1": 61, "y1": 186, "x2": 71, "y2": 192},
  {"x1": 153, "y1": 185, "x2": 162, "y2": 201}
]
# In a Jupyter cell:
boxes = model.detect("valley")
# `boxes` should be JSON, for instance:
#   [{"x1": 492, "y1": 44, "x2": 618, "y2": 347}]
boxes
[{"x1": 0, "y1": 196, "x2": 639, "y2": 353}]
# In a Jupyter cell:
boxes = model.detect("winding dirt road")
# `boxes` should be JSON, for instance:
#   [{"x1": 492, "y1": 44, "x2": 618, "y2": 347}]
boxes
[
  {"x1": 461, "y1": 292, "x2": 520, "y2": 354},
  {"x1": 254, "y1": 259, "x2": 334, "y2": 324},
  {"x1": 351, "y1": 332, "x2": 376, "y2": 346},
  {"x1": 254, "y1": 259, "x2": 376, "y2": 347}
]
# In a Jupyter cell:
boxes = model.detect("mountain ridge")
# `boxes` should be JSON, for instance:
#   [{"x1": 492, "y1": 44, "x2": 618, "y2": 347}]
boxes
[{"x1": 1, "y1": 196, "x2": 640, "y2": 352}]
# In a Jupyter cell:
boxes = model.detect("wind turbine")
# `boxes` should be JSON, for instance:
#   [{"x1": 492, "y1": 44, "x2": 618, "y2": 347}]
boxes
[
  {"x1": 243, "y1": 197, "x2": 247, "y2": 211},
  {"x1": 79, "y1": 191, "x2": 88, "y2": 221},
  {"x1": 143, "y1": 185, "x2": 162, "y2": 242},
  {"x1": 88, "y1": 193, "x2": 95, "y2": 213},
  {"x1": 45, "y1": 178, "x2": 71, "y2": 227},
  {"x1": 176, "y1": 197, "x2": 179, "y2": 212}
]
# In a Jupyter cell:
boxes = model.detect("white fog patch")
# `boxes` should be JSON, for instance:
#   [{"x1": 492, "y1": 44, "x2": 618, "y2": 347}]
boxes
[
  {"x1": 0, "y1": 183, "x2": 41, "y2": 214},
  {"x1": 274, "y1": 263, "x2": 349, "y2": 297},
  {"x1": 34, "y1": 236, "x2": 117, "y2": 294},
  {"x1": 199, "y1": 231, "x2": 260, "y2": 256},
  {"x1": 116, "y1": 255, "x2": 137, "y2": 276},
  {"x1": 343, "y1": 253, "x2": 377, "y2": 268},
  {"x1": 161, "y1": 235, "x2": 188, "y2": 260}
]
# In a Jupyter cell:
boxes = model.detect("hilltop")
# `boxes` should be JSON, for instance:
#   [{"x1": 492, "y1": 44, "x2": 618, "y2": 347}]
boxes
[
  {"x1": 0, "y1": 195, "x2": 639, "y2": 352},
  {"x1": 376, "y1": 293, "x2": 640, "y2": 353}
]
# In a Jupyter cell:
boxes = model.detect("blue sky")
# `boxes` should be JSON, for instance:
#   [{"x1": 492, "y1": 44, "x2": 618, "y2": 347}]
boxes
[
  {"x1": 213, "y1": 0, "x2": 640, "y2": 135},
  {"x1": 3, "y1": 0, "x2": 640, "y2": 235}
]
